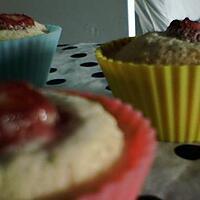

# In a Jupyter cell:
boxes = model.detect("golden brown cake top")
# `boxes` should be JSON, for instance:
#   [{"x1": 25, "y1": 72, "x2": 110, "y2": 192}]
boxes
[
  {"x1": 0, "y1": 13, "x2": 47, "y2": 41},
  {"x1": 114, "y1": 18, "x2": 200, "y2": 66}
]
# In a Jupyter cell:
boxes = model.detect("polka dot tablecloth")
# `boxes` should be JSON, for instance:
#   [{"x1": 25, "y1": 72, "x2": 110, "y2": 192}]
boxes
[
  {"x1": 46, "y1": 43, "x2": 200, "y2": 200},
  {"x1": 46, "y1": 43, "x2": 111, "y2": 96}
]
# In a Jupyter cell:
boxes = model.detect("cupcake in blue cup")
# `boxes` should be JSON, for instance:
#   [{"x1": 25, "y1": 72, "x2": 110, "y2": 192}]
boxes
[{"x1": 0, "y1": 13, "x2": 62, "y2": 87}]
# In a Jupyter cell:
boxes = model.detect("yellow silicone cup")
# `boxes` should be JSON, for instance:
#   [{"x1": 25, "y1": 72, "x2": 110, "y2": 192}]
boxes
[{"x1": 96, "y1": 38, "x2": 200, "y2": 143}]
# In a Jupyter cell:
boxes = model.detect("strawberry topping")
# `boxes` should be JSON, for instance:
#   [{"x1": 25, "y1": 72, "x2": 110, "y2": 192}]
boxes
[
  {"x1": 0, "y1": 13, "x2": 34, "y2": 30},
  {"x1": 166, "y1": 17, "x2": 200, "y2": 42},
  {"x1": 0, "y1": 81, "x2": 58, "y2": 150}
]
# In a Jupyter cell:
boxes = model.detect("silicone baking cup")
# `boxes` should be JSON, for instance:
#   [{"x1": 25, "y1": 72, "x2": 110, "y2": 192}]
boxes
[
  {"x1": 96, "y1": 37, "x2": 200, "y2": 143},
  {"x1": 0, "y1": 25, "x2": 61, "y2": 87},
  {"x1": 45, "y1": 90, "x2": 156, "y2": 200}
]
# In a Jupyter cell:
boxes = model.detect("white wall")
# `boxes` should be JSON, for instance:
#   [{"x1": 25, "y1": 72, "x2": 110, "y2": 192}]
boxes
[{"x1": 0, "y1": 0, "x2": 129, "y2": 43}]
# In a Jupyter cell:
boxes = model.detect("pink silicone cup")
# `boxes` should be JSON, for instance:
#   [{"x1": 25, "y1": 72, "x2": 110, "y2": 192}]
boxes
[
  {"x1": 43, "y1": 89, "x2": 157, "y2": 200},
  {"x1": 59, "y1": 91, "x2": 157, "y2": 200}
]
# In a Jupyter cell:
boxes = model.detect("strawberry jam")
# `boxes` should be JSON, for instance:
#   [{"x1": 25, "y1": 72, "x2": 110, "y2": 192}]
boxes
[
  {"x1": 166, "y1": 17, "x2": 200, "y2": 42},
  {"x1": 0, "y1": 13, "x2": 34, "y2": 30},
  {"x1": 0, "y1": 81, "x2": 58, "y2": 150}
]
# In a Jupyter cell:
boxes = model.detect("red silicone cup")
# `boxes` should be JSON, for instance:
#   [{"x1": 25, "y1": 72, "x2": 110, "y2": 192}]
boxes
[{"x1": 57, "y1": 91, "x2": 157, "y2": 200}]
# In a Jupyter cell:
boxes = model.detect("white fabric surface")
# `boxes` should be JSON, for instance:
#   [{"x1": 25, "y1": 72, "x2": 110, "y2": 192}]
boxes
[
  {"x1": 135, "y1": 0, "x2": 200, "y2": 35},
  {"x1": 47, "y1": 43, "x2": 111, "y2": 96},
  {"x1": 46, "y1": 43, "x2": 200, "y2": 200},
  {"x1": 143, "y1": 143, "x2": 200, "y2": 200}
]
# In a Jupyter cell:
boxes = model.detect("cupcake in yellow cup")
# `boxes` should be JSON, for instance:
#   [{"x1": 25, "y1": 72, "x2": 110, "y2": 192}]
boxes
[{"x1": 96, "y1": 18, "x2": 200, "y2": 143}]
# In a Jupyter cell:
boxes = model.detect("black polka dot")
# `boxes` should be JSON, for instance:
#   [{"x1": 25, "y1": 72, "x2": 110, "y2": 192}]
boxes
[
  {"x1": 92, "y1": 72, "x2": 104, "y2": 78},
  {"x1": 46, "y1": 79, "x2": 66, "y2": 85},
  {"x1": 70, "y1": 53, "x2": 87, "y2": 58},
  {"x1": 137, "y1": 195, "x2": 162, "y2": 200},
  {"x1": 62, "y1": 46, "x2": 78, "y2": 50},
  {"x1": 57, "y1": 44, "x2": 70, "y2": 47},
  {"x1": 80, "y1": 62, "x2": 98, "y2": 67},
  {"x1": 49, "y1": 68, "x2": 57, "y2": 73},
  {"x1": 106, "y1": 85, "x2": 111, "y2": 90},
  {"x1": 174, "y1": 144, "x2": 200, "y2": 160}
]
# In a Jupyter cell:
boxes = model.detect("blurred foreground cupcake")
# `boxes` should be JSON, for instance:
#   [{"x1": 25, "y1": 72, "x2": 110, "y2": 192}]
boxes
[
  {"x1": 0, "y1": 13, "x2": 61, "y2": 86},
  {"x1": 96, "y1": 18, "x2": 200, "y2": 143},
  {"x1": 0, "y1": 81, "x2": 156, "y2": 200}
]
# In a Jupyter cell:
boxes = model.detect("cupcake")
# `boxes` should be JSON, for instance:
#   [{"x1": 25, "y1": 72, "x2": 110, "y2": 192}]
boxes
[
  {"x1": 0, "y1": 13, "x2": 61, "y2": 87},
  {"x1": 96, "y1": 18, "x2": 200, "y2": 143},
  {"x1": 0, "y1": 81, "x2": 156, "y2": 200}
]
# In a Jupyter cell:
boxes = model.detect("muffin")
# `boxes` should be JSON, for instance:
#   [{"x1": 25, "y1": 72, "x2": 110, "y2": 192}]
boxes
[
  {"x1": 0, "y1": 13, "x2": 61, "y2": 87},
  {"x1": 0, "y1": 81, "x2": 156, "y2": 200},
  {"x1": 0, "y1": 13, "x2": 48, "y2": 40},
  {"x1": 96, "y1": 18, "x2": 200, "y2": 143}
]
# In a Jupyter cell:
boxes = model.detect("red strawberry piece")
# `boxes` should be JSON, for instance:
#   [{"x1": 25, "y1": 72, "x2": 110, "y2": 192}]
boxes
[
  {"x1": 166, "y1": 17, "x2": 200, "y2": 42},
  {"x1": 0, "y1": 13, "x2": 34, "y2": 30},
  {"x1": 0, "y1": 81, "x2": 58, "y2": 150}
]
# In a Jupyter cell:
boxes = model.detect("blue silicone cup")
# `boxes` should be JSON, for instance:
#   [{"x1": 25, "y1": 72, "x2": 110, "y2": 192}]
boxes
[{"x1": 0, "y1": 25, "x2": 62, "y2": 87}]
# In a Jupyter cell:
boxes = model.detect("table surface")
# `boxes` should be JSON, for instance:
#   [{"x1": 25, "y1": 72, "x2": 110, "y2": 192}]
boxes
[{"x1": 46, "y1": 43, "x2": 200, "y2": 200}]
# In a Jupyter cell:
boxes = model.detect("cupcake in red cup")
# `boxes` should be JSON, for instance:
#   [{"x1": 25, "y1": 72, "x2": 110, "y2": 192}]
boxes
[
  {"x1": 0, "y1": 81, "x2": 156, "y2": 200},
  {"x1": 0, "y1": 13, "x2": 61, "y2": 87}
]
